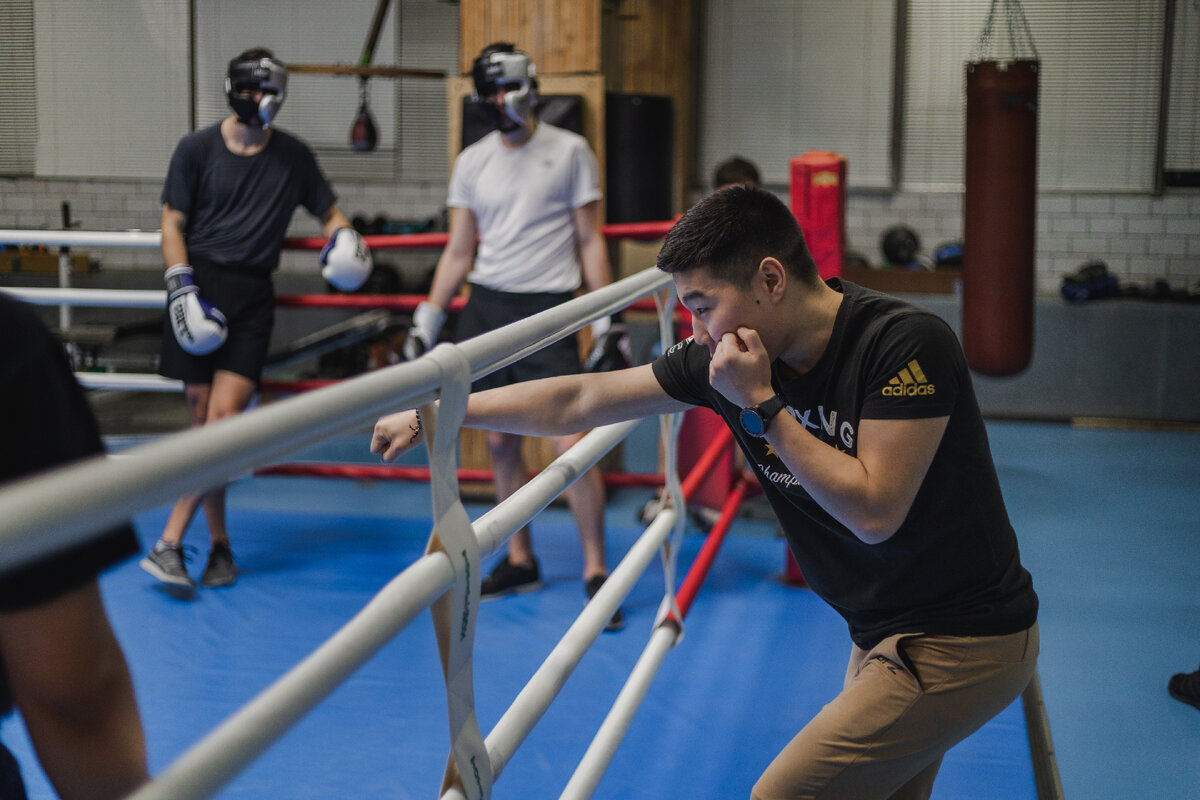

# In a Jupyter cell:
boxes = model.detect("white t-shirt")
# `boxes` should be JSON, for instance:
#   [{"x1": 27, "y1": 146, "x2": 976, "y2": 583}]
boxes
[{"x1": 448, "y1": 123, "x2": 603, "y2": 294}]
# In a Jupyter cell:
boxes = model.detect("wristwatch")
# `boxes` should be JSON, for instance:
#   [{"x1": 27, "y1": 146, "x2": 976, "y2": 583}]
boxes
[{"x1": 738, "y1": 394, "x2": 786, "y2": 438}]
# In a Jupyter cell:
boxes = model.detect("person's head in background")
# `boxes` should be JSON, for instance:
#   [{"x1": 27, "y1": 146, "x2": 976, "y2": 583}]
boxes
[{"x1": 712, "y1": 156, "x2": 761, "y2": 191}]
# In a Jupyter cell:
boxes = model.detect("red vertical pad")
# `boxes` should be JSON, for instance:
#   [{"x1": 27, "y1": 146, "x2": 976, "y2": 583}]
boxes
[{"x1": 789, "y1": 151, "x2": 847, "y2": 280}]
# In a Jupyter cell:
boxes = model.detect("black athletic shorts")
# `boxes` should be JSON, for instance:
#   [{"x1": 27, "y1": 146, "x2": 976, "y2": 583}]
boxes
[
  {"x1": 158, "y1": 254, "x2": 275, "y2": 386},
  {"x1": 454, "y1": 283, "x2": 582, "y2": 393}
]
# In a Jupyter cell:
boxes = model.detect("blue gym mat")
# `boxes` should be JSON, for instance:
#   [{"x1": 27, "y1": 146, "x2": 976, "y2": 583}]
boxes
[{"x1": 0, "y1": 462, "x2": 1037, "y2": 799}]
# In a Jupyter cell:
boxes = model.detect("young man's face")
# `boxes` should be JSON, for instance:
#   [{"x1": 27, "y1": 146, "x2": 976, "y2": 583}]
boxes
[{"x1": 672, "y1": 266, "x2": 761, "y2": 357}]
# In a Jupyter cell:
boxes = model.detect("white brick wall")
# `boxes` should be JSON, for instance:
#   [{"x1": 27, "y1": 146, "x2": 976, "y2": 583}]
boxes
[{"x1": 846, "y1": 190, "x2": 1200, "y2": 296}]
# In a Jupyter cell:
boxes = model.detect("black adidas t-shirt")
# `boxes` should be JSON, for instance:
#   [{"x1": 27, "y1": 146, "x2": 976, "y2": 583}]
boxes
[{"x1": 652, "y1": 279, "x2": 1037, "y2": 648}]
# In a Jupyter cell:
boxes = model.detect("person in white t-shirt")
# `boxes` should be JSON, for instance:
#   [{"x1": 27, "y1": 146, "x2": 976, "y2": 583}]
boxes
[{"x1": 402, "y1": 42, "x2": 624, "y2": 630}]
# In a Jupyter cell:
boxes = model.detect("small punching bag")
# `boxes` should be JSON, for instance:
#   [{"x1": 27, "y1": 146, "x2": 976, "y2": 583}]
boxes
[
  {"x1": 962, "y1": 0, "x2": 1039, "y2": 376},
  {"x1": 351, "y1": 78, "x2": 378, "y2": 152}
]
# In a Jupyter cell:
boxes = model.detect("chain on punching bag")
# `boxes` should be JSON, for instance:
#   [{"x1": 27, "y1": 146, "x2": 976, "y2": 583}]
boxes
[{"x1": 963, "y1": 0, "x2": 1039, "y2": 376}]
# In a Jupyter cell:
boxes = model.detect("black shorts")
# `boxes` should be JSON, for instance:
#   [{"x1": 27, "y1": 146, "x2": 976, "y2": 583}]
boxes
[
  {"x1": 454, "y1": 284, "x2": 581, "y2": 392},
  {"x1": 158, "y1": 255, "x2": 275, "y2": 386}
]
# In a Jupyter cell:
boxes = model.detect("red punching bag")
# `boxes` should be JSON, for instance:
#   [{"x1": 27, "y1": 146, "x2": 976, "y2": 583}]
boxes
[
  {"x1": 963, "y1": 60, "x2": 1038, "y2": 376},
  {"x1": 962, "y1": 1, "x2": 1039, "y2": 377}
]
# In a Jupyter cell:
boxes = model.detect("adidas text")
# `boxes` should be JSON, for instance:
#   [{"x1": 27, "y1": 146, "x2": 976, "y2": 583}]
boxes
[{"x1": 882, "y1": 383, "x2": 935, "y2": 396}]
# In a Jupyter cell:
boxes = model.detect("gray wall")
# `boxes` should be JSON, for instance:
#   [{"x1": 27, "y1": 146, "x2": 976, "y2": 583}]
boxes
[{"x1": 906, "y1": 293, "x2": 1200, "y2": 423}]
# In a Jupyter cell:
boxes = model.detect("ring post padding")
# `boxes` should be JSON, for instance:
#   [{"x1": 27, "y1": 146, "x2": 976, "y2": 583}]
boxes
[{"x1": 421, "y1": 343, "x2": 492, "y2": 800}]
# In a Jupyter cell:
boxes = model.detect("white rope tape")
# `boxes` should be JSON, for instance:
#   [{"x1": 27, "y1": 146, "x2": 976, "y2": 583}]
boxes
[
  {"x1": 422, "y1": 345, "x2": 492, "y2": 800},
  {"x1": 652, "y1": 288, "x2": 687, "y2": 644}
]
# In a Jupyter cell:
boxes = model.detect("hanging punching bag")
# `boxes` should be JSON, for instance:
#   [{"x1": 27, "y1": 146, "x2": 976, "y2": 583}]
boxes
[
  {"x1": 962, "y1": 59, "x2": 1038, "y2": 376},
  {"x1": 349, "y1": 0, "x2": 390, "y2": 152},
  {"x1": 351, "y1": 79, "x2": 379, "y2": 151},
  {"x1": 962, "y1": 0, "x2": 1040, "y2": 376}
]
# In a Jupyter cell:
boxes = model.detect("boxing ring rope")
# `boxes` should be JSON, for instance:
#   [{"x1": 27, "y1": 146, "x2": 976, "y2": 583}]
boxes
[{"x1": 0, "y1": 225, "x2": 758, "y2": 799}]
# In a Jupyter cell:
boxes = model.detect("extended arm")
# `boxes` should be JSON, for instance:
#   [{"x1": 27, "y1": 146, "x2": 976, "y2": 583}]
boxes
[
  {"x1": 160, "y1": 204, "x2": 188, "y2": 268},
  {"x1": 427, "y1": 207, "x2": 479, "y2": 309},
  {"x1": 572, "y1": 199, "x2": 613, "y2": 292},
  {"x1": 400, "y1": 207, "x2": 478, "y2": 360},
  {"x1": 371, "y1": 364, "x2": 689, "y2": 462},
  {"x1": 711, "y1": 327, "x2": 947, "y2": 544},
  {"x1": 320, "y1": 205, "x2": 353, "y2": 239}
]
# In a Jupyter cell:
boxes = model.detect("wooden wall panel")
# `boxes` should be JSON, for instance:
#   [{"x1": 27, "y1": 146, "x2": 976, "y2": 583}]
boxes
[
  {"x1": 602, "y1": 0, "x2": 696, "y2": 214},
  {"x1": 458, "y1": 0, "x2": 602, "y2": 74}
]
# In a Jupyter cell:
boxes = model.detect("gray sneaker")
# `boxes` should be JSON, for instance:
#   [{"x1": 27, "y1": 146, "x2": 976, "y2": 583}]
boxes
[
  {"x1": 200, "y1": 541, "x2": 237, "y2": 588},
  {"x1": 140, "y1": 543, "x2": 194, "y2": 588}
]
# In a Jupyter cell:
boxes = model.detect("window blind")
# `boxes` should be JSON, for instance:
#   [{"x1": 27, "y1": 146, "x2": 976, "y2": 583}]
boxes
[
  {"x1": 902, "y1": 0, "x2": 1166, "y2": 193},
  {"x1": 698, "y1": 0, "x2": 897, "y2": 190}
]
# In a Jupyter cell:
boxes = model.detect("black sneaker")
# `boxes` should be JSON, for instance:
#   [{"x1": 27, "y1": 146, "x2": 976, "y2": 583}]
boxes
[
  {"x1": 585, "y1": 574, "x2": 626, "y2": 633},
  {"x1": 638, "y1": 495, "x2": 665, "y2": 525},
  {"x1": 200, "y1": 541, "x2": 237, "y2": 588},
  {"x1": 140, "y1": 543, "x2": 194, "y2": 588},
  {"x1": 480, "y1": 556, "x2": 543, "y2": 599},
  {"x1": 1169, "y1": 666, "x2": 1200, "y2": 710}
]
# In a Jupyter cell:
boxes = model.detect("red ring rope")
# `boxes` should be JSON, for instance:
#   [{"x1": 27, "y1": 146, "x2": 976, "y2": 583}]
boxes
[
  {"x1": 281, "y1": 220, "x2": 676, "y2": 252},
  {"x1": 272, "y1": 294, "x2": 666, "y2": 313}
]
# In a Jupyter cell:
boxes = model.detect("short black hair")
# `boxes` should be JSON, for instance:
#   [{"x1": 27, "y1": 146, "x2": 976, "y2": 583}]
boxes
[
  {"x1": 713, "y1": 156, "x2": 761, "y2": 189},
  {"x1": 657, "y1": 186, "x2": 820, "y2": 289}
]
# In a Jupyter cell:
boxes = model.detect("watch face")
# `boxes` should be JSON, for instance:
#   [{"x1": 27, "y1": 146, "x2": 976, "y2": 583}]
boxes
[{"x1": 739, "y1": 407, "x2": 766, "y2": 437}]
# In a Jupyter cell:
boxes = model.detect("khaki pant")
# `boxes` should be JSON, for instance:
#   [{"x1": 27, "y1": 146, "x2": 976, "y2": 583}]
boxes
[{"x1": 752, "y1": 623, "x2": 1039, "y2": 800}]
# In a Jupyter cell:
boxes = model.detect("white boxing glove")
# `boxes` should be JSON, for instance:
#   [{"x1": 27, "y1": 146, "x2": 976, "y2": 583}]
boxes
[
  {"x1": 585, "y1": 315, "x2": 632, "y2": 372},
  {"x1": 320, "y1": 227, "x2": 373, "y2": 291},
  {"x1": 165, "y1": 264, "x2": 227, "y2": 356},
  {"x1": 402, "y1": 301, "x2": 447, "y2": 361}
]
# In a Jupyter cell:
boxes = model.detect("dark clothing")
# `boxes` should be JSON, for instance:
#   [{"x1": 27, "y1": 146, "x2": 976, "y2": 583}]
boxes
[
  {"x1": 652, "y1": 279, "x2": 1037, "y2": 649},
  {"x1": 0, "y1": 294, "x2": 139, "y2": 708},
  {"x1": 157, "y1": 255, "x2": 275, "y2": 384},
  {"x1": 454, "y1": 284, "x2": 582, "y2": 393},
  {"x1": 160, "y1": 123, "x2": 336, "y2": 272}
]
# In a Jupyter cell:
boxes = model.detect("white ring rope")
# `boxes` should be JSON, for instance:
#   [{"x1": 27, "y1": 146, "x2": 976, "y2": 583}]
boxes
[
  {"x1": 0, "y1": 228, "x2": 163, "y2": 248},
  {"x1": 1, "y1": 253, "x2": 687, "y2": 799},
  {"x1": 1, "y1": 286, "x2": 166, "y2": 308}
]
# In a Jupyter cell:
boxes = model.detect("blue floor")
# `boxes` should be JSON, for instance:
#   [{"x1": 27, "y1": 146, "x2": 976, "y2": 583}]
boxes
[
  {"x1": 988, "y1": 421, "x2": 1200, "y2": 800},
  {"x1": 3, "y1": 420, "x2": 1196, "y2": 798}
]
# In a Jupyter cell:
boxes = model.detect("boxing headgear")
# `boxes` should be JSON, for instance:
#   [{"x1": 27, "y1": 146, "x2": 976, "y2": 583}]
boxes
[
  {"x1": 226, "y1": 51, "x2": 288, "y2": 129},
  {"x1": 471, "y1": 44, "x2": 538, "y2": 131}
]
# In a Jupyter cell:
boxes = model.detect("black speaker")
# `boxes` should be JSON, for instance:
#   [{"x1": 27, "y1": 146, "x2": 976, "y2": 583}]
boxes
[
  {"x1": 460, "y1": 95, "x2": 584, "y2": 150},
  {"x1": 605, "y1": 93, "x2": 673, "y2": 224}
]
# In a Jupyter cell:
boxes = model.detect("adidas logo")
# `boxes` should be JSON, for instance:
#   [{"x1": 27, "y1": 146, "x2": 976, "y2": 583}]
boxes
[{"x1": 882, "y1": 359, "x2": 936, "y2": 396}]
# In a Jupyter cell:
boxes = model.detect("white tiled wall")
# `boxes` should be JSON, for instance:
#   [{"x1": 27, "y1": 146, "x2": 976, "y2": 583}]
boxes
[{"x1": 3, "y1": 176, "x2": 1198, "y2": 297}]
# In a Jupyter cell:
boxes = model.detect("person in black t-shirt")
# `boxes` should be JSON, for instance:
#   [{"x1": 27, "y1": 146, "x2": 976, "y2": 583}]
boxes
[
  {"x1": 369, "y1": 188, "x2": 1036, "y2": 800},
  {"x1": 0, "y1": 293, "x2": 147, "y2": 800},
  {"x1": 369, "y1": 186, "x2": 1038, "y2": 799},
  {"x1": 146, "y1": 47, "x2": 371, "y2": 591}
]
